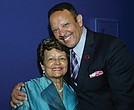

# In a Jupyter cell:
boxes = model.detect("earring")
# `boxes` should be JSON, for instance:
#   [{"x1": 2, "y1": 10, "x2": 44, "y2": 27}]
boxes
[
  {"x1": 42, "y1": 68, "x2": 45, "y2": 73},
  {"x1": 43, "y1": 70, "x2": 45, "y2": 73}
]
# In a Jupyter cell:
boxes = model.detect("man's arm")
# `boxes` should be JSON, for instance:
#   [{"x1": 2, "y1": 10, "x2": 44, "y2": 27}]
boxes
[
  {"x1": 10, "y1": 82, "x2": 27, "y2": 108},
  {"x1": 107, "y1": 39, "x2": 134, "y2": 109}
]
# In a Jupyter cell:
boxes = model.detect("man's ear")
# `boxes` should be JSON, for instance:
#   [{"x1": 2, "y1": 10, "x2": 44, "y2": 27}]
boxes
[{"x1": 76, "y1": 14, "x2": 83, "y2": 27}]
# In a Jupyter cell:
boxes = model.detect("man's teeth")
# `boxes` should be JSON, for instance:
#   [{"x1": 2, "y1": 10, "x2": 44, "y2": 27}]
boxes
[{"x1": 64, "y1": 36, "x2": 70, "y2": 41}]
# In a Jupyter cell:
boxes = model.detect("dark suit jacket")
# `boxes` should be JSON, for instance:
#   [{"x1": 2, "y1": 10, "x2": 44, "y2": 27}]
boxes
[{"x1": 65, "y1": 28, "x2": 134, "y2": 110}]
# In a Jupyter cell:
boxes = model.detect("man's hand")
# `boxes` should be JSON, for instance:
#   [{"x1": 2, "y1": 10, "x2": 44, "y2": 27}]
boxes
[{"x1": 10, "y1": 82, "x2": 27, "y2": 108}]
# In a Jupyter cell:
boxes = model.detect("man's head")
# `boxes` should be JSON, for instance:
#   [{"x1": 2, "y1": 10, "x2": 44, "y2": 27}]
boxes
[{"x1": 48, "y1": 2, "x2": 83, "y2": 48}]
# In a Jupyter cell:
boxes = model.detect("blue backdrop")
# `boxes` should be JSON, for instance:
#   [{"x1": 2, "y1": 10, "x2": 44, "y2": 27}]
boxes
[{"x1": 0, "y1": 0, "x2": 134, "y2": 109}]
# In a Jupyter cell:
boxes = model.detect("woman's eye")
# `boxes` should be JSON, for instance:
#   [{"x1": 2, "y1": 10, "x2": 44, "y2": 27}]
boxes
[
  {"x1": 60, "y1": 57, "x2": 66, "y2": 60},
  {"x1": 48, "y1": 58, "x2": 54, "y2": 61}
]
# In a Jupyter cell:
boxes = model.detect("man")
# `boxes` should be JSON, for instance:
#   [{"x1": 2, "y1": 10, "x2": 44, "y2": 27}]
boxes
[{"x1": 11, "y1": 2, "x2": 134, "y2": 110}]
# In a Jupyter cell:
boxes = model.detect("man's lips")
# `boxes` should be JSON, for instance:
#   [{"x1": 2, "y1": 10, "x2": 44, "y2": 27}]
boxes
[{"x1": 59, "y1": 32, "x2": 73, "y2": 41}]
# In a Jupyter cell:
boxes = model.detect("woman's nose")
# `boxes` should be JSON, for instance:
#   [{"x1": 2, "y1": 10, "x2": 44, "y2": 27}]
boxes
[{"x1": 55, "y1": 59, "x2": 60, "y2": 65}]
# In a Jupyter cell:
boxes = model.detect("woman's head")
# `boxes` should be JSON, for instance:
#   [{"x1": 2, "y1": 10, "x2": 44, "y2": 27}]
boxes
[{"x1": 37, "y1": 38, "x2": 69, "y2": 80}]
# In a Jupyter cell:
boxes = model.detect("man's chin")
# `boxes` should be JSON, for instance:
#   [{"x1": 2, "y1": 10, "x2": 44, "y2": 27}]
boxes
[
  {"x1": 58, "y1": 40, "x2": 65, "y2": 45},
  {"x1": 66, "y1": 43, "x2": 76, "y2": 48}
]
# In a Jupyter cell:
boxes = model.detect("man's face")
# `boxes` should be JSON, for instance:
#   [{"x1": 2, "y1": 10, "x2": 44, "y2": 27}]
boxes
[{"x1": 49, "y1": 9, "x2": 83, "y2": 48}]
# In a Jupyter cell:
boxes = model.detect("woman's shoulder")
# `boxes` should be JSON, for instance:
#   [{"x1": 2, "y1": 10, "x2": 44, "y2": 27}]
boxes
[
  {"x1": 24, "y1": 76, "x2": 48, "y2": 90},
  {"x1": 25, "y1": 76, "x2": 43, "y2": 83}
]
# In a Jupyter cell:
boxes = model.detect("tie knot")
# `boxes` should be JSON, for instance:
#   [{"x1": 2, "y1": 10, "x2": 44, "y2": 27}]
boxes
[{"x1": 71, "y1": 50, "x2": 75, "y2": 55}]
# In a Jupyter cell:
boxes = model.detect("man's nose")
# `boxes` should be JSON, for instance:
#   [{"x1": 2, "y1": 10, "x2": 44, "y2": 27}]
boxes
[{"x1": 59, "y1": 28, "x2": 66, "y2": 37}]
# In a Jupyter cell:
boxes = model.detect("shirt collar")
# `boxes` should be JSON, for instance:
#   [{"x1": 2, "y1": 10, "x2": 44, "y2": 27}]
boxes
[{"x1": 73, "y1": 26, "x2": 87, "y2": 59}]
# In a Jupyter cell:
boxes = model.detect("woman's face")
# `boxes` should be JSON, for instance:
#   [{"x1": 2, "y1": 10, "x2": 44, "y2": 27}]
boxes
[{"x1": 41, "y1": 48, "x2": 68, "y2": 79}]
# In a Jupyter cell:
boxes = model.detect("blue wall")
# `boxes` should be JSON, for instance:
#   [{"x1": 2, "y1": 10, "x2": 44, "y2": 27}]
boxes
[{"x1": 0, "y1": 0, "x2": 133, "y2": 109}]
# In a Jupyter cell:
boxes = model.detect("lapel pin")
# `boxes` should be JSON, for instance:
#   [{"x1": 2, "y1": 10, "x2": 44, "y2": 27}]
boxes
[{"x1": 85, "y1": 55, "x2": 90, "y2": 60}]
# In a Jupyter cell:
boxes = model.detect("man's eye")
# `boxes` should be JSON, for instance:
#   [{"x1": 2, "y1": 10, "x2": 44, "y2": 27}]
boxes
[
  {"x1": 63, "y1": 23, "x2": 69, "y2": 27},
  {"x1": 52, "y1": 29, "x2": 58, "y2": 33}
]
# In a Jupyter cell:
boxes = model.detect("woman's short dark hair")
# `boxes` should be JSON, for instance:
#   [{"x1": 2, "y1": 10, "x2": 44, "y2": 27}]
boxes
[{"x1": 37, "y1": 38, "x2": 69, "y2": 64}]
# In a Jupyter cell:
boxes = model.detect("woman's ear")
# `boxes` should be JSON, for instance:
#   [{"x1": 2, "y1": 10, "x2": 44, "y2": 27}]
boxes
[
  {"x1": 40, "y1": 62, "x2": 45, "y2": 74},
  {"x1": 76, "y1": 14, "x2": 83, "y2": 27},
  {"x1": 40, "y1": 62, "x2": 44, "y2": 70}
]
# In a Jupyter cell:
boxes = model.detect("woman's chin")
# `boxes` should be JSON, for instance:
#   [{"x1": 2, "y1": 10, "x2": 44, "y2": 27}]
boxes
[{"x1": 53, "y1": 75, "x2": 63, "y2": 79}]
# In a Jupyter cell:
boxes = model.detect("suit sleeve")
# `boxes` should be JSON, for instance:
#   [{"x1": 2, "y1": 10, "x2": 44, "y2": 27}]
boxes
[{"x1": 107, "y1": 39, "x2": 134, "y2": 110}]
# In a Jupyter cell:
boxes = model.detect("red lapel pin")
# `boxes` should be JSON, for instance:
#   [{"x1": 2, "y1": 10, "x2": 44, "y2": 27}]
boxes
[{"x1": 85, "y1": 55, "x2": 90, "y2": 60}]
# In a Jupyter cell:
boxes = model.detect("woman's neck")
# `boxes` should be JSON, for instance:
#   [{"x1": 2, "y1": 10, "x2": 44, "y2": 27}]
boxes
[
  {"x1": 53, "y1": 78, "x2": 63, "y2": 99},
  {"x1": 53, "y1": 78, "x2": 63, "y2": 90}
]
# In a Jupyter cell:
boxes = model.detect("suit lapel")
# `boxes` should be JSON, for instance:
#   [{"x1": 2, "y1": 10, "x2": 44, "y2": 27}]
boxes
[
  {"x1": 41, "y1": 83, "x2": 66, "y2": 110},
  {"x1": 63, "y1": 84, "x2": 79, "y2": 110},
  {"x1": 77, "y1": 29, "x2": 95, "y2": 89}
]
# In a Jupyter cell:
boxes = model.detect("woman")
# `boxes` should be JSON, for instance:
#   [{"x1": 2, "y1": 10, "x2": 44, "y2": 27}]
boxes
[{"x1": 14, "y1": 38, "x2": 79, "y2": 110}]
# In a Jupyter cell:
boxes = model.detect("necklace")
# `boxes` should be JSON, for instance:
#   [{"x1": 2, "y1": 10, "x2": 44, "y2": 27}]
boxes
[{"x1": 57, "y1": 87, "x2": 63, "y2": 92}]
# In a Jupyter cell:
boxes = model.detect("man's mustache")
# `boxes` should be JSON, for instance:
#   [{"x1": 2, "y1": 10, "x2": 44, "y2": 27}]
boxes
[{"x1": 59, "y1": 32, "x2": 73, "y2": 40}]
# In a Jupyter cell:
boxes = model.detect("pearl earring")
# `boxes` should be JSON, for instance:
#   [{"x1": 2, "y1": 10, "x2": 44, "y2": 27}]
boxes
[
  {"x1": 43, "y1": 70, "x2": 45, "y2": 73},
  {"x1": 42, "y1": 68, "x2": 45, "y2": 73}
]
